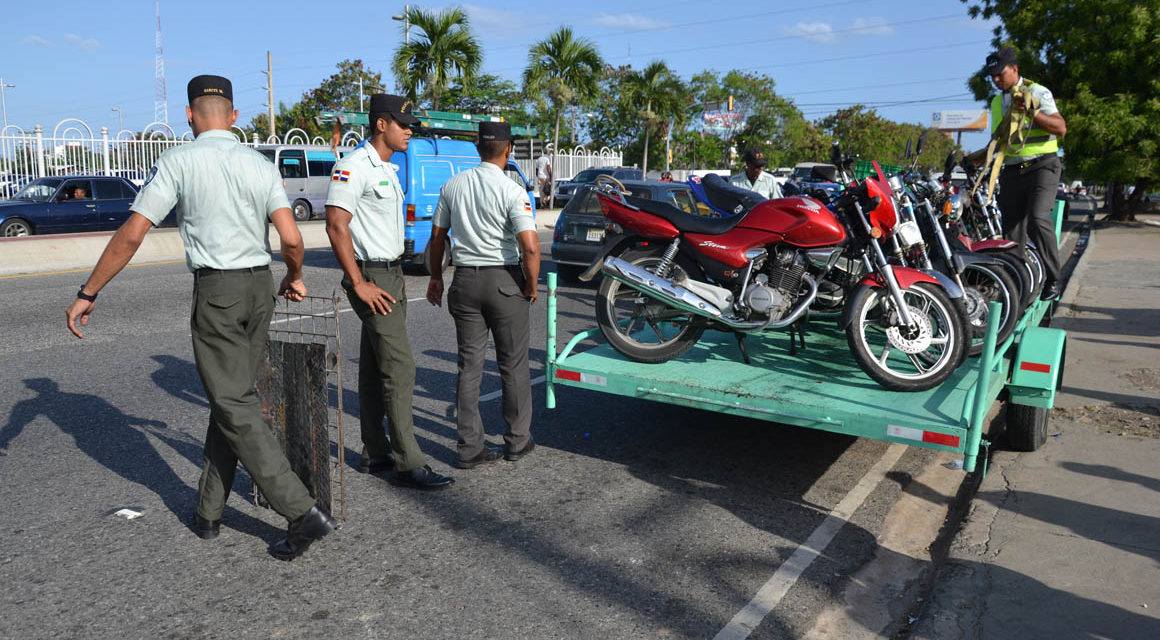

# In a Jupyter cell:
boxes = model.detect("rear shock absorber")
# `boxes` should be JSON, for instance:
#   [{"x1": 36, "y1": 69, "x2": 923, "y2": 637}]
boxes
[{"x1": 655, "y1": 238, "x2": 681, "y2": 278}]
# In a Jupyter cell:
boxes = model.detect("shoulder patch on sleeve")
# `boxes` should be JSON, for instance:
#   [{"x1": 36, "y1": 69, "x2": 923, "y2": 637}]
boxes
[{"x1": 332, "y1": 169, "x2": 351, "y2": 182}]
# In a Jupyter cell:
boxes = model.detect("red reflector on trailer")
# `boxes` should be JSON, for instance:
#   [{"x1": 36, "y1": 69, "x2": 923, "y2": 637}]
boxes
[
  {"x1": 1020, "y1": 361, "x2": 1052, "y2": 374},
  {"x1": 922, "y1": 431, "x2": 961, "y2": 448},
  {"x1": 555, "y1": 369, "x2": 581, "y2": 382}
]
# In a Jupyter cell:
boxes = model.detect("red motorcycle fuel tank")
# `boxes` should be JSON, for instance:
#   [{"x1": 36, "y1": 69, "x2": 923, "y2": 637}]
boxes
[{"x1": 738, "y1": 197, "x2": 847, "y2": 247}]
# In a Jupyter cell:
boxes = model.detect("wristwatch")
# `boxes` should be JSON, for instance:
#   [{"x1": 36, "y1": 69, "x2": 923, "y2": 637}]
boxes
[{"x1": 76, "y1": 286, "x2": 98, "y2": 302}]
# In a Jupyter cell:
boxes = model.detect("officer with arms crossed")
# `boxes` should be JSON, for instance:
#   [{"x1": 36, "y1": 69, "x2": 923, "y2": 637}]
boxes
[
  {"x1": 730, "y1": 148, "x2": 782, "y2": 199},
  {"x1": 325, "y1": 93, "x2": 454, "y2": 490},
  {"x1": 985, "y1": 47, "x2": 1067, "y2": 300},
  {"x1": 425, "y1": 122, "x2": 540, "y2": 469},
  {"x1": 65, "y1": 75, "x2": 336, "y2": 560}
]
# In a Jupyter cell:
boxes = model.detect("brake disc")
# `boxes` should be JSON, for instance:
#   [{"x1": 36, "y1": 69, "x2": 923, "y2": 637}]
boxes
[{"x1": 885, "y1": 305, "x2": 933, "y2": 354}]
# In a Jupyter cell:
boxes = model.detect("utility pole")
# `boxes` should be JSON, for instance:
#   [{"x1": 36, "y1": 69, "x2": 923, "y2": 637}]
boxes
[
  {"x1": 262, "y1": 50, "x2": 275, "y2": 140},
  {"x1": 0, "y1": 78, "x2": 13, "y2": 131}
]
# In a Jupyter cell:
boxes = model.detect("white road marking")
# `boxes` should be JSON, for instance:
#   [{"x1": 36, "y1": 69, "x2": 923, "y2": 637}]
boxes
[{"x1": 713, "y1": 443, "x2": 908, "y2": 640}]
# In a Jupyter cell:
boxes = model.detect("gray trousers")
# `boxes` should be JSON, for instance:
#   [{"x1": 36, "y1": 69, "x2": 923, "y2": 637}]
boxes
[
  {"x1": 998, "y1": 154, "x2": 1063, "y2": 283},
  {"x1": 343, "y1": 264, "x2": 427, "y2": 472},
  {"x1": 192, "y1": 269, "x2": 315, "y2": 523},
  {"x1": 447, "y1": 266, "x2": 533, "y2": 459}
]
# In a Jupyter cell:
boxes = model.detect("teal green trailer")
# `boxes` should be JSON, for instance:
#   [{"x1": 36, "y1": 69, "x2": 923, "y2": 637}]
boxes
[{"x1": 546, "y1": 275, "x2": 1066, "y2": 473}]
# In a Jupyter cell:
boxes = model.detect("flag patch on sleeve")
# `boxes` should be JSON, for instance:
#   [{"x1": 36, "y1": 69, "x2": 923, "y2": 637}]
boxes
[
  {"x1": 331, "y1": 170, "x2": 350, "y2": 182},
  {"x1": 523, "y1": 200, "x2": 532, "y2": 212}
]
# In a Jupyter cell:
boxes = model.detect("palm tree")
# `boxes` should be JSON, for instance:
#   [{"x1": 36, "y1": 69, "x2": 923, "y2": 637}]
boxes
[
  {"x1": 624, "y1": 60, "x2": 684, "y2": 175},
  {"x1": 523, "y1": 26, "x2": 603, "y2": 203},
  {"x1": 391, "y1": 7, "x2": 482, "y2": 110}
]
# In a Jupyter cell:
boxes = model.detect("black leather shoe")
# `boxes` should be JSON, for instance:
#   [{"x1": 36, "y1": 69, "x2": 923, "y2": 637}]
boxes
[
  {"x1": 194, "y1": 514, "x2": 220, "y2": 540},
  {"x1": 271, "y1": 505, "x2": 337, "y2": 561},
  {"x1": 455, "y1": 447, "x2": 502, "y2": 469},
  {"x1": 1040, "y1": 281, "x2": 1060, "y2": 300},
  {"x1": 392, "y1": 465, "x2": 454, "y2": 489},
  {"x1": 357, "y1": 451, "x2": 396, "y2": 474},
  {"x1": 505, "y1": 439, "x2": 535, "y2": 462}
]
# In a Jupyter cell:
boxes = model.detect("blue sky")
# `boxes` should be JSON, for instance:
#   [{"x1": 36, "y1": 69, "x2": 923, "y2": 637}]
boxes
[{"x1": 1, "y1": 0, "x2": 1001, "y2": 150}]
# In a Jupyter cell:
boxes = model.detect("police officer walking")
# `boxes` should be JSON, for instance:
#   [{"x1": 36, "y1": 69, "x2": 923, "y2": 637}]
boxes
[
  {"x1": 985, "y1": 46, "x2": 1067, "y2": 300},
  {"x1": 325, "y1": 94, "x2": 454, "y2": 490},
  {"x1": 730, "y1": 148, "x2": 782, "y2": 199},
  {"x1": 425, "y1": 122, "x2": 540, "y2": 469},
  {"x1": 65, "y1": 75, "x2": 335, "y2": 560}
]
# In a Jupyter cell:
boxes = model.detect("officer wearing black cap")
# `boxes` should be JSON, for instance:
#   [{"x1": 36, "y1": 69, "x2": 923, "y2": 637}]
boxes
[
  {"x1": 730, "y1": 148, "x2": 782, "y2": 199},
  {"x1": 425, "y1": 121, "x2": 540, "y2": 469},
  {"x1": 325, "y1": 93, "x2": 454, "y2": 490},
  {"x1": 65, "y1": 74, "x2": 336, "y2": 560},
  {"x1": 983, "y1": 46, "x2": 1067, "y2": 300}
]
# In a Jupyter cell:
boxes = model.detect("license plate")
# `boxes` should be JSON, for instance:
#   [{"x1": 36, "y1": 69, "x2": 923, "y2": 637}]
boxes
[{"x1": 586, "y1": 228, "x2": 605, "y2": 242}]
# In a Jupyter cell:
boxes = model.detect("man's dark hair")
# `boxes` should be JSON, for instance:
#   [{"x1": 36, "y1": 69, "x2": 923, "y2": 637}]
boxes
[
  {"x1": 477, "y1": 139, "x2": 510, "y2": 160},
  {"x1": 369, "y1": 111, "x2": 391, "y2": 135}
]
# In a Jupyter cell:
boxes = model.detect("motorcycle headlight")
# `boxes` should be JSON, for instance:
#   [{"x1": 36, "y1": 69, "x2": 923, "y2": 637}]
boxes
[
  {"x1": 894, "y1": 220, "x2": 924, "y2": 248},
  {"x1": 944, "y1": 193, "x2": 963, "y2": 221}
]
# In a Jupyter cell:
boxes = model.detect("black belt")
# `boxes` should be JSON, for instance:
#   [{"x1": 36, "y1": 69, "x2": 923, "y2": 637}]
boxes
[
  {"x1": 194, "y1": 264, "x2": 269, "y2": 277},
  {"x1": 458, "y1": 264, "x2": 521, "y2": 271},
  {"x1": 1004, "y1": 154, "x2": 1054, "y2": 172},
  {"x1": 356, "y1": 259, "x2": 402, "y2": 269}
]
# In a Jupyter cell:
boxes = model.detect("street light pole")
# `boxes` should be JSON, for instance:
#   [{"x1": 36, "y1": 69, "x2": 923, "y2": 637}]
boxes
[
  {"x1": 111, "y1": 106, "x2": 123, "y2": 132},
  {"x1": 1, "y1": 78, "x2": 14, "y2": 131},
  {"x1": 391, "y1": 5, "x2": 411, "y2": 45}
]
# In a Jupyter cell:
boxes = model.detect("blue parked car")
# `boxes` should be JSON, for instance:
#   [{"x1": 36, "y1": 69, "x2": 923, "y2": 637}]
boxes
[
  {"x1": 0, "y1": 175, "x2": 143, "y2": 237},
  {"x1": 388, "y1": 137, "x2": 537, "y2": 274}
]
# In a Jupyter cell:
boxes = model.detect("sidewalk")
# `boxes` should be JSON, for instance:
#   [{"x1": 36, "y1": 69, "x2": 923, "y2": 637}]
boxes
[{"x1": 909, "y1": 214, "x2": 1160, "y2": 639}]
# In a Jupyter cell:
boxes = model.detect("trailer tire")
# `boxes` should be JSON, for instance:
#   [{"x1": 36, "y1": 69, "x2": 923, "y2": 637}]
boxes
[{"x1": 1007, "y1": 402, "x2": 1049, "y2": 451}]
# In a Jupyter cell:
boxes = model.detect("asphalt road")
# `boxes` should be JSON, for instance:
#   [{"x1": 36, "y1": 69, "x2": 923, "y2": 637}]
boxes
[{"x1": 0, "y1": 230, "x2": 938, "y2": 639}]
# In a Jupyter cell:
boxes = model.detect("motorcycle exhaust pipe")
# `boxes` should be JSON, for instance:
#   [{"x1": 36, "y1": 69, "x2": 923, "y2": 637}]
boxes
[{"x1": 601, "y1": 256, "x2": 819, "y2": 332}]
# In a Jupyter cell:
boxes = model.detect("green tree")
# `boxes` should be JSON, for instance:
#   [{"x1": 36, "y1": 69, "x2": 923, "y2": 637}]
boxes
[
  {"x1": 962, "y1": 0, "x2": 1160, "y2": 219},
  {"x1": 392, "y1": 7, "x2": 482, "y2": 110},
  {"x1": 522, "y1": 26, "x2": 603, "y2": 171},
  {"x1": 244, "y1": 59, "x2": 384, "y2": 141},
  {"x1": 623, "y1": 60, "x2": 687, "y2": 174},
  {"x1": 818, "y1": 105, "x2": 956, "y2": 172}
]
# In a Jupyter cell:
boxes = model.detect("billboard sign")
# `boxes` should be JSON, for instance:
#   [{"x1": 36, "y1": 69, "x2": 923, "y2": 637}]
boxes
[
  {"x1": 702, "y1": 110, "x2": 747, "y2": 136},
  {"x1": 931, "y1": 110, "x2": 988, "y2": 131}
]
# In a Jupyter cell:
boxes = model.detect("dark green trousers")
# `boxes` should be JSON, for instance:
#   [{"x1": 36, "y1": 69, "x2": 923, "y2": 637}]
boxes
[
  {"x1": 343, "y1": 264, "x2": 427, "y2": 472},
  {"x1": 192, "y1": 269, "x2": 315, "y2": 523}
]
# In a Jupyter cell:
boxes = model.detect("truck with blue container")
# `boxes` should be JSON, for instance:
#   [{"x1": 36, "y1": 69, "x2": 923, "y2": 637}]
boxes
[{"x1": 318, "y1": 109, "x2": 538, "y2": 274}]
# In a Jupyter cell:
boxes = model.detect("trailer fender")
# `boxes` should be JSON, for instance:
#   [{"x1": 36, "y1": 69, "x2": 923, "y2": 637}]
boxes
[{"x1": 1007, "y1": 326, "x2": 1066, "y2": 409}]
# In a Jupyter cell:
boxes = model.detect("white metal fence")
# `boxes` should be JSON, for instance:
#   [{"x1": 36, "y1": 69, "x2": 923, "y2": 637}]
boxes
[{"x1": 1, "y1": 119, "x2": 621, "y2": 198}]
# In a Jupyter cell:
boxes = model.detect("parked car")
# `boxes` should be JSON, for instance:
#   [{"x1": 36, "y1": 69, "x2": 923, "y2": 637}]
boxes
[
  {"x1": 552, "y1": 167, "x2": 644, "y2": 207},
  {"x1": 0, "y1": 175, "x2": 149, "y2": 237},
  {"x1": 551, "y1": 179, "x2": 699, "y2": 281}
]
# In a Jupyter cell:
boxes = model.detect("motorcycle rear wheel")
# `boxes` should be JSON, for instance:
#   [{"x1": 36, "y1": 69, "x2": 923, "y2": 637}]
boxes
[
  {"x1": 595, "y1": 246, "x2": 707, "y2": 363},
  {"x1": 962, "y1": 263, "x2": 1021, "y2": 357},
  {"x1": 846, "y1": 282, "x2": 966, "y2": 392}
]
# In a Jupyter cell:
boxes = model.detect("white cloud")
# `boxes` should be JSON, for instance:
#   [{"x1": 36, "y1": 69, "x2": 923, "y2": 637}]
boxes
[
  {"x1": 65, "y1": 33, "x2": 100, "y2": 52},
  {"x1": 23, "y1": 35, "x2": 53, "y2": 48},
  {"x1": 781, "y1": 22, "x2": 836, "y2": 44},
  {"x1": 462, "y1": 3, "x2": 521, "y2": 28},
  {"x1": 592, "y1": 13, "x2": 672, "y2": 31},
  {"x1": 849, "y1": 17, "x2": 894, "y2": 37}
]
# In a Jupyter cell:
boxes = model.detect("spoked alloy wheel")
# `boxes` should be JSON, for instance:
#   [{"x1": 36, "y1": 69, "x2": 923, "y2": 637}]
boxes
[
  {"x1": 961, "y1": 263, "x2": 1020, "y2": 357},
  {"x1": 847, "y1": 282, "x2": 966, "y2": 391},
  {"x1": 594, "y1": 247, "x2": 706, "y2": 363}
]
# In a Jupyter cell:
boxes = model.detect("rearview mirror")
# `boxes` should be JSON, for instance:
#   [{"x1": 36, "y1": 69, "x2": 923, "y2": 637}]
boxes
[
  {"x1": 829, "y1": 141, "x2": 842, "y2": 166},
  {"x1": 905, "y1": 139, "x2": 913, "y2": 160},
  {"x1": 916, "y1": 130, "x2": 927, "y2": 156}
]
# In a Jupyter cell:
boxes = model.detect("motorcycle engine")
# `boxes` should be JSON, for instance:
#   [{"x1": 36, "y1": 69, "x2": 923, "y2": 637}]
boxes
[
  {"x1": 815, "y1": 255, "x2": 866, "y2": 311},
  {"x1": 744, "y1": 247, "x2": 806, "y2": 319}
]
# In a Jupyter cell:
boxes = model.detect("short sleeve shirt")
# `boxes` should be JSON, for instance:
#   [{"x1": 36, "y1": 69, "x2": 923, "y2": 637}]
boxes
[
  {"x1": 729, "y1": 171, "x2": 783, "y2": 200},
  {"x1": 535, "y1": 155, "x2": 551, "y2": 180},
  {"x1": 1002, "y1": 78, "x2": 1059, "y2": 117},
  {"x1": 131, "y1": 129, "x2": 288, "y2": 271},
  {"x1": 432, "y1": 162, "x2": 536, "y2": 266},
  {"x1": 325, "y1": 143, "x2": 405, "y2": 261}
]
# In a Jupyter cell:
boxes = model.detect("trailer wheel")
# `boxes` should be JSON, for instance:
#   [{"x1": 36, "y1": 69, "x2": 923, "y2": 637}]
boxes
[{"x1": 1007, "y1": 402, "x2": 1049, "y2": 451}]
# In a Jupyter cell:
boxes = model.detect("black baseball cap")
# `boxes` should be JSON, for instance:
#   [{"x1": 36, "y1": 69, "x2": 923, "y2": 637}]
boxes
[
  {"x1": 985, "y1": 47, "x2": 1017, "y2": 75},
  {"x1": 187, "y1": 75, "x2": 232, "y2": 104},
  {"x1": 743, "y1": 148, "x2": 767, "y2": 167},
  {"x1": 369, "y1": 93, "x2": 420, "y2": 126},
  {"x1": 479, "y1": 121, "x2": 513, "y2": 142}
]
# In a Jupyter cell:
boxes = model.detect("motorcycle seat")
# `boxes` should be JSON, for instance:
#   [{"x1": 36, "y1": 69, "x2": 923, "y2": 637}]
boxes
[
  {"x1": 623, "y1": 193, "x2": 749, "y2": 235},
  {"x1": 700, "y1": 173, "x2": 768, "y2": 217}
]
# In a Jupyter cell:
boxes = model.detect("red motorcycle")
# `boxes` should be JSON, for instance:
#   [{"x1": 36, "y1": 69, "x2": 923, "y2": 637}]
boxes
[{"x1": 579, "y1": 163, "x2": 967, "y2": 392}]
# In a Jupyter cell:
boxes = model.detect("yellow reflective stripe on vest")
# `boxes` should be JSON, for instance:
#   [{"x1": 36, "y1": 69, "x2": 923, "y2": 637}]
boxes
[{"x1": 989, "y1": 83, "x2": 1059, "y2": 158}]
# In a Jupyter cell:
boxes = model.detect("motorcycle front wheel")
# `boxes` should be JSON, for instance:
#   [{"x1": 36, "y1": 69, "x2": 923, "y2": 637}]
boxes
[
  {"x1": 595, "y1": 246, "x2": 707, "y2": 363},
  {"x1": 961, "y1": 263, "x2": 1021, "y2": 357},
  {"x1": 846, "y1": 282, "x2": 967, "y2": 392}
]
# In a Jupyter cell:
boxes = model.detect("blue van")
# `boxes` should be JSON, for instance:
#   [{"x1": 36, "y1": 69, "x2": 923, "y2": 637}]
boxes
[{"x1": 388, "y1": 137, "x2": 537, "y2": 273}]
